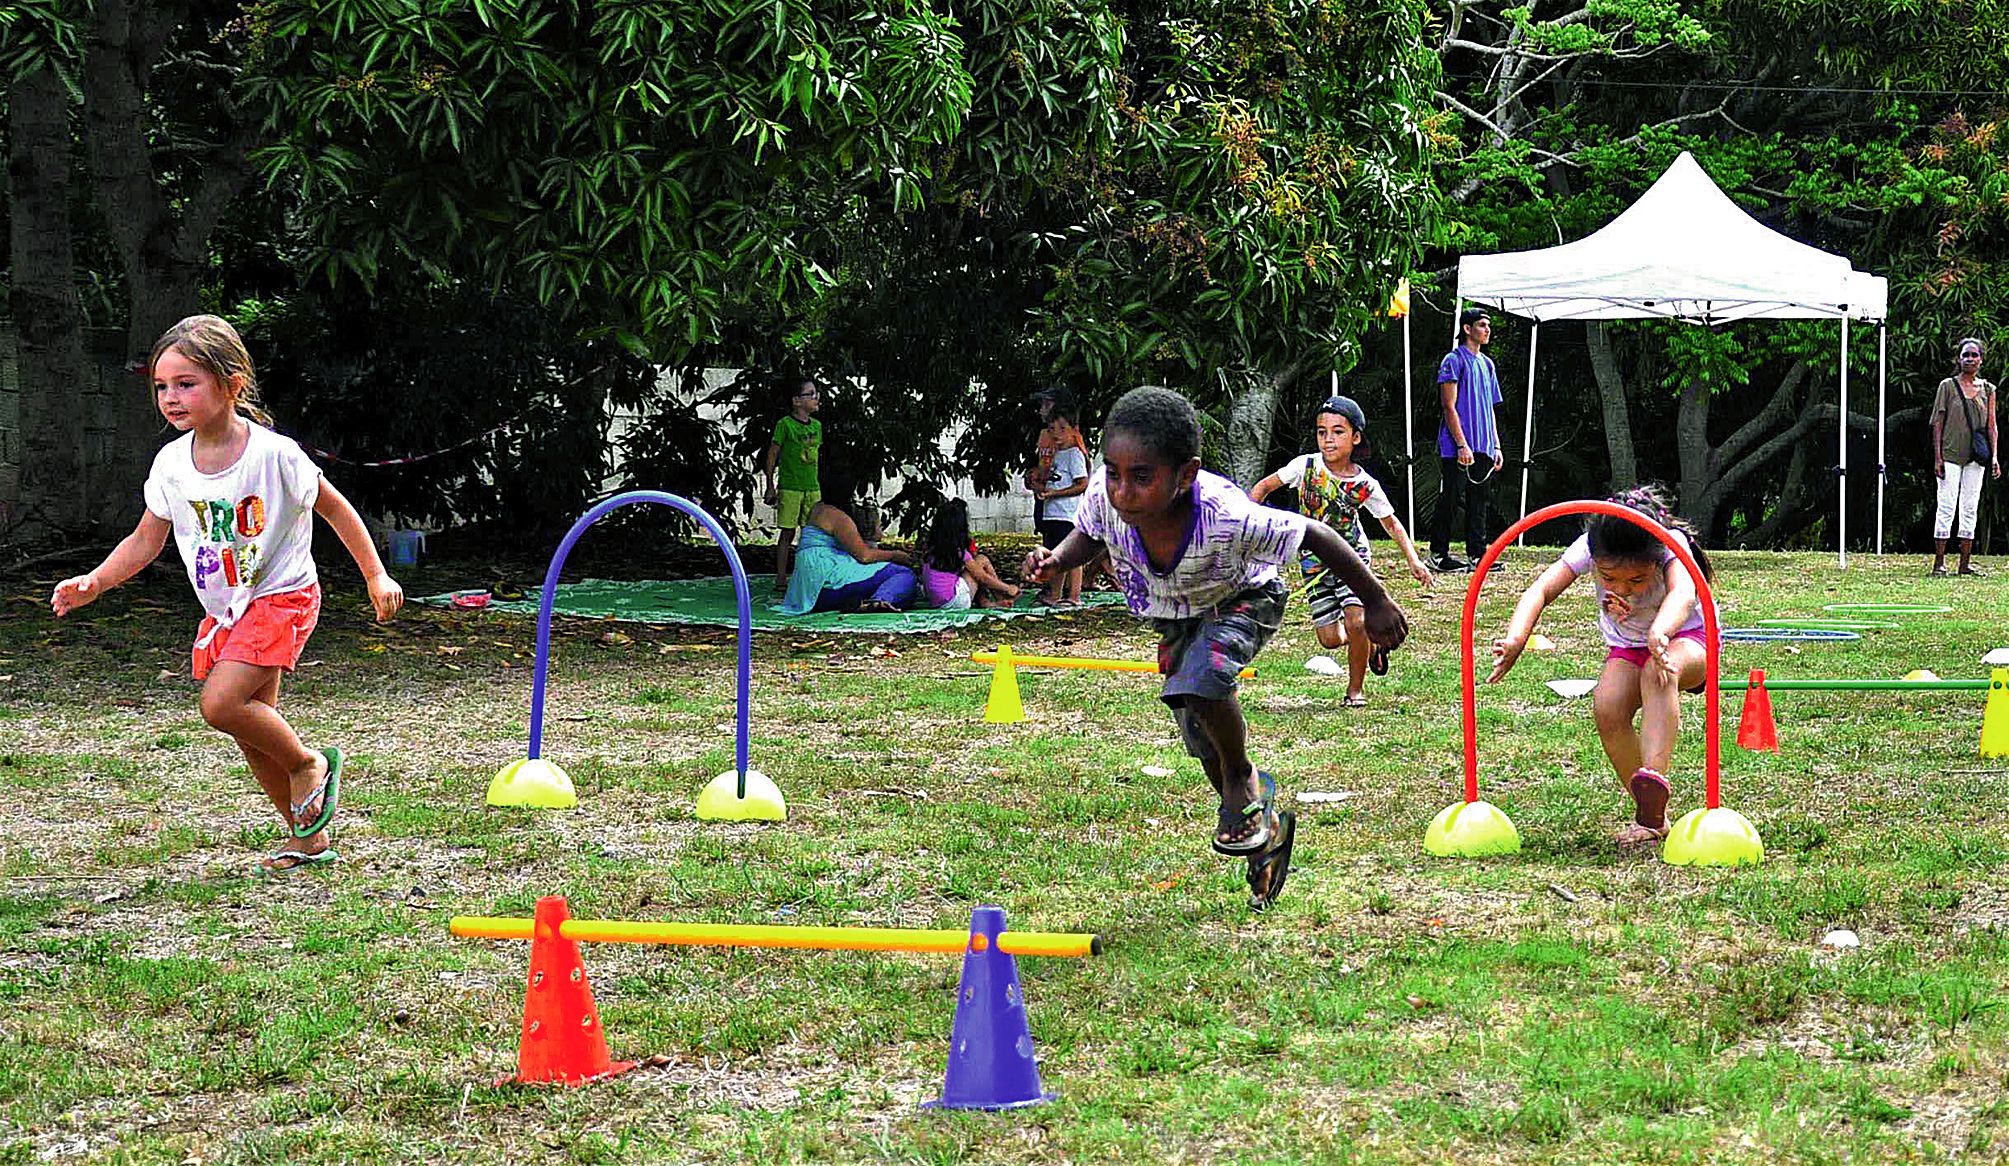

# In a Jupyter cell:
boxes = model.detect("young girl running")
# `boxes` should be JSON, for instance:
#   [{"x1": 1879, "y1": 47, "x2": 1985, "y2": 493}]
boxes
[
  {"x1": 1249, "y1": 394, "x2": 1432, "y2": 705},
  {"x1": 1024, "y1": 386, "x2": 1409, "y2": 908},
  {"x1": 1486, "y1": 485, "x2": 1713, "y2": 847},
  {"x1": 50, "y1": 315, "x2": 403, "y2": 873},
  {"x1": 919, "y1": 499, "x2": 1020, "y2": 610}
]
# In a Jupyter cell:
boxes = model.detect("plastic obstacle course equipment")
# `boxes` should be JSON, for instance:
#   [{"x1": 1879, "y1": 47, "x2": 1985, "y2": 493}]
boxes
[
  {"x1": 488, "y1": 490, "x2": 781, "y2": 821},
  {"x1": 1721, "y1": 628, "x2": 1860, "y2": 642},
  {"x1": 1820, "y1": 603, "x2": 1952, "y2": 615},
  {"x1": 1983, "y1": 668, "x2": 2009, "y2": 759},
  {"x1": 1751, "y1": 618, "x2": 1897, "y2": 631},
  {"x1": 452, "y1": 896, "x2": 1099, "y2": 1107},
  {"x1": 1732, "y1": 668, "x2": 1999, "y2": 756},
  {"x1": 972, "y1": 648, "x2": 1255, "y2": 723},
  {"x1": 1427, "y1": 500, "x2": 1763, "y2": 866}
]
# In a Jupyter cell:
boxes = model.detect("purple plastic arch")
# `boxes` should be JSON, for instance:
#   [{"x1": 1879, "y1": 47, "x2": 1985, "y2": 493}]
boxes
[{"x1": 526, "y1": 491, "x2": 751, "y2": 794}]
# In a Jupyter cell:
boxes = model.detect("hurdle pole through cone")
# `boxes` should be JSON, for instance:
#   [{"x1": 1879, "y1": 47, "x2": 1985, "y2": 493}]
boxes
[
  {"x1": 1982, "y1": 668, "x2": 2009, "y2": 759},
  {"x1": 1737, "y1": 668, "x2": 1780, "y2": 752},
  {"x1": 928, "y1": 905, "x2": 1052, "y2": 1110},
  {"x1": 984, "y1": 645, "x2": 1025, "y2": 723},
  {"x1": 513, "y1": 896, "x2": 636, "y2": 1085}
]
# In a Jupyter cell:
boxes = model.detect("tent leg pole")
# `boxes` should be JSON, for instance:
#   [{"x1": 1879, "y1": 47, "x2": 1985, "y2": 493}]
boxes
[
  {"x1": 1403, "y1": 310, "x2": 1415, "y2": 535},
  {"x1": 1517, "y1": 323, "x2": 1538, "y2": 547},
  {"x1": 1876, "y1": 323, "x2": 1887, "y2": 557}
]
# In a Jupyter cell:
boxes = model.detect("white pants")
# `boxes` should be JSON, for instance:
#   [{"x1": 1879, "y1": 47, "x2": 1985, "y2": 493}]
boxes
[{"x1": 1935, "y1": 460, "x2": 1985, "y2": 539}]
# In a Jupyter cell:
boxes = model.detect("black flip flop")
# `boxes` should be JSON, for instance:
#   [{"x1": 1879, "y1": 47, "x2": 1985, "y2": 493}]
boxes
[
  {"x1": 290, "y1": 747, "x2": 343, "y2": 839},
  {"x1": 1210, "y1": 770, "x2": 1277, "y2": 856},
  {"x1": 1369, "y1": 646, "x2": 1391, "y2": 676},
  {"x1": 1246, "y1": 810, "x2": 1297, "y2": 910}
]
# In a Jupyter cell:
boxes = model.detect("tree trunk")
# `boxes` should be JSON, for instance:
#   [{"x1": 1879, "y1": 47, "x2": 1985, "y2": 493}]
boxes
[
  {"x1": 1221, "y1": 361, "x2": 1306, "y2": 488},
  {"x1": 1585, "y1": 320, "x2": 1636, "y2": 489},
  {"x1": 79, "y1": 0, "x2": 258, "y2": 526},
  {"x1": 1675, "y1": 375, "x2": 1715, "y2": 531},
  {"x1": 7, "y1": 67, "x2": 90, "y2": 540}
]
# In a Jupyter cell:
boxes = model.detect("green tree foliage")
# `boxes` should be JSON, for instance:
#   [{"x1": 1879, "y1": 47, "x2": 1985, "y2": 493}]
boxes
[
  {"x1": 247, "y1": 0, "x2": 977, "y2": 357},
  {"x1": 646, "y1": 0, "x2": 1446, "y2": 520},
  {"x1": 1411, "y1": 0, "x2": 2009, "y2": 548}
]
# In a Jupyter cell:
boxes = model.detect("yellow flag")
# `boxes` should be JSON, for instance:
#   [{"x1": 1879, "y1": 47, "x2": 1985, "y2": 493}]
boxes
[{"x1": 1386, "y1": 277, "x2": 1412, "y2": 319}]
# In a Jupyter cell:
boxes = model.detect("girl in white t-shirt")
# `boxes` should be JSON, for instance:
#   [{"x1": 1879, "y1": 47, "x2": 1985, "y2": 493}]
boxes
[
  {"x1": 50, "y1": 315, "x2": 403, "y2": 874},
  {"x1": 1486, "y1": 486, "x2": 1715, "y2": 848}
]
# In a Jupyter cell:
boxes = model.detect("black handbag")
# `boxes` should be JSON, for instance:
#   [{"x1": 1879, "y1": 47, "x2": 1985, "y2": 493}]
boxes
[{"x1": 1960, "y1": 389, "x2": 1992, "y2": 463}]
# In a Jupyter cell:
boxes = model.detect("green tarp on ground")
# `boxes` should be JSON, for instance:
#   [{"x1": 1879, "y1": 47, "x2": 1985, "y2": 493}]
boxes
[{"x1": 419, "y1": 575, "x2": 1122, "y2": 634}]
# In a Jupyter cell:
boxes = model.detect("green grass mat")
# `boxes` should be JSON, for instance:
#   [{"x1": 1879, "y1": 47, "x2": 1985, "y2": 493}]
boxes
[{"x1": 419, "y1": 574, "x2": 1122, "y2": 633}]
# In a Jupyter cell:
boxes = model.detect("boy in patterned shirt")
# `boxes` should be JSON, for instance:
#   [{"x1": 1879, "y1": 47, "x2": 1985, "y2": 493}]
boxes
[
  {"x1": 1251, "y1": 394, "x2": 1432, "y2": 705},
  {"x1": 1024, "y1": 386, "x2": 1408, "y2": 909}
]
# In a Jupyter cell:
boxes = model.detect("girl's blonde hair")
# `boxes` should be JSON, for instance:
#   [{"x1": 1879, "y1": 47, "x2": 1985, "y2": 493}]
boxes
[{"x1": 149, "y1": 314, "x2": 274, "y2": 426}]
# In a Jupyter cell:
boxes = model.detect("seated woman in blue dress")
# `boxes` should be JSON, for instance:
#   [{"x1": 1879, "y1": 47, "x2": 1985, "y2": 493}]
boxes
[{"x1": 778, "y1": 494, "x2": 917, "y2": 614}]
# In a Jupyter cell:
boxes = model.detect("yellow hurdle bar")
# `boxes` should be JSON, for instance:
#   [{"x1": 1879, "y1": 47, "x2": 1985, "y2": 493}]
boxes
[
  {"x1": 971, "y1": 651, "x2": 1255, "y2": 679},
  {"x1": 450, "y1": 915, "x2": 1101, "y2": 958}
]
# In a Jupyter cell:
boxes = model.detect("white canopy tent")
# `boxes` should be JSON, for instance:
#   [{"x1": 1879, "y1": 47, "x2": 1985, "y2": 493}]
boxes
[{"x1": 1431, "y1": 151, "x2": 1890, "y2": 566}]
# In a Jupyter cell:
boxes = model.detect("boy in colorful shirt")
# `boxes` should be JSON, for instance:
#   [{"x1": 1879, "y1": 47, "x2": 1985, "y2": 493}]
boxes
[
  {"x1": 1024, "y1": 386, "x2": 1409, "y2": 909},
  {"x1": 1250, "y1": 394, "x2": 1432, "y2": 705},
  {"x1": 763, "y1": 378, "x2": 823, "y2": 592}
]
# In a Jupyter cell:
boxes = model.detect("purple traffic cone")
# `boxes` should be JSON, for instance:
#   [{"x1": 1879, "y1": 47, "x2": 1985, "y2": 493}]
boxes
[{"x1": 926, "y1": 905, "x2": 1053, "y2": 1110}]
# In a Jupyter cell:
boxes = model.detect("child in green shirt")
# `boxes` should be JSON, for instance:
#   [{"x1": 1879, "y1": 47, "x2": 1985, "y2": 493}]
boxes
[{"x1": 763, "y1": 378, "x2": 823, "y2": 591}]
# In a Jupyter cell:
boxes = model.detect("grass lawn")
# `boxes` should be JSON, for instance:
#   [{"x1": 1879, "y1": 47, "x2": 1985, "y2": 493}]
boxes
[{"x1": 2, "y1": 546, "x2": 2006, "y2": 1163}]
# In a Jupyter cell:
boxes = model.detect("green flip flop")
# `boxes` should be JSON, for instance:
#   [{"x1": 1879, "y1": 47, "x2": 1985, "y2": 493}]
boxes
[
  {"x1": 290, "y1": 747, "x2": 343, "y2": 839},
  {"x1": 259, "y1": 848, "x2": 338, "y2": 876}
]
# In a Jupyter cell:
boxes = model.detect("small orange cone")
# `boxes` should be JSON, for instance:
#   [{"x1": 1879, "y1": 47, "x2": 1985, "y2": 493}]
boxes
[
  {"x1": 513, "y1": 895, "x2": 636, "y2": 1085},
  {"x1": 1737, "y1": 668, "x2": 1779, "y2": 752}
]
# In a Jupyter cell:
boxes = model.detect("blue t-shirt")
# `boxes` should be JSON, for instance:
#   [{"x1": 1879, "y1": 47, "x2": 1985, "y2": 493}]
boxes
[{"x1": 1436, "y1": 346, "x2": 1503, "y2": 458}]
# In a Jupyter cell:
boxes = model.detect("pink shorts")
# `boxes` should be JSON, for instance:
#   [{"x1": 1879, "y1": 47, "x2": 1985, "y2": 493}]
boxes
[
  {"x1": 192, "y1": 583, "x2": 322, "y2": 680},
  {"x1": 1606, "y1": 626, "x2": 1708, "y2": 690}
]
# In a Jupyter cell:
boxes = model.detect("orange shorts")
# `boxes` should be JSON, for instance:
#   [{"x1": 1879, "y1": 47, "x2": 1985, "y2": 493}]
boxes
[{"x1": 192, "y1": 583, "x2": 322, "y2": 681}]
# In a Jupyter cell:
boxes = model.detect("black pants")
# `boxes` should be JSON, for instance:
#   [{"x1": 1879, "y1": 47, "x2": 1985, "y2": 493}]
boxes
[{"x1": 1433, "y1": 456, "x2": 1495, "y2": 561}]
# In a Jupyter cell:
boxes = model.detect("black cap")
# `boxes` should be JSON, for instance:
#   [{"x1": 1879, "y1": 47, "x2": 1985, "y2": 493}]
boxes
[
  {"x1": 1314, "y1": 394, "x2": 1368, "y2": 433},
  {"x1": 1459, "y1": 307, "x2": 1491, "y2": 328}
]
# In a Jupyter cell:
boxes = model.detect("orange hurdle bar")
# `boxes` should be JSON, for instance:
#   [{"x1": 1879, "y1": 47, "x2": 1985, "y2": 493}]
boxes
[
  {"x1": 970, "y1": 651, "x2": 1255, "y2": 679},
  {"x1": 450, "y1": 915, "x2": 1101, "y2": 958}
]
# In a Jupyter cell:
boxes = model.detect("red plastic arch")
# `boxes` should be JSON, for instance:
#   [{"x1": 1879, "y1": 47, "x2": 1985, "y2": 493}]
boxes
[{"x1": 1459, "y1": 501, "x2": 1724, "y2": 810}]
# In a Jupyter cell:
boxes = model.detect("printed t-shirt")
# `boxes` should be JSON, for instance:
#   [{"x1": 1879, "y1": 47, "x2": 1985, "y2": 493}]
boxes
[
  {"x1": 1074, "y1": 467, "x2": 1308, "y2": 620},
  {"x1": 1043, "y1": 446, "x2": 1088, "y2": 524},
  {"x1": 1559, "y1": 533, "x2": 1706, "y2": 648},
  {"x1": 144, "y1": 422, "x2": 323, "y2": 640},
  {"x1": 772, "y1": 415, "x2": 822, "y2": 492},
  {"x1": 1270, "y1": 455, "x2": 1393, "y2": 576}
]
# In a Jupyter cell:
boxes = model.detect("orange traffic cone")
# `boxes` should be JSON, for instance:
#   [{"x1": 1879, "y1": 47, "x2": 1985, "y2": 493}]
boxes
[
  {"x1": 1737, "y1": 668, "x2": 1779, "y2": 752},
  {"x1": 512, "y1": 895, "x2": 636, "y2": 1085}
]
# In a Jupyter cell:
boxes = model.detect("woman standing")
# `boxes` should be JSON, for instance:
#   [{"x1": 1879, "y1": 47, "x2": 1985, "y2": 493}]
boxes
[{"x1": 1929, "y1": 337, "x2": 2000, "y2": 576}]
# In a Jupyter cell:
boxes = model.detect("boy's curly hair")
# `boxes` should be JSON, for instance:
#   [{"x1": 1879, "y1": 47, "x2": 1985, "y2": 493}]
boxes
[{"x1": 1105, "y1": 385, "x2": 1200, "y2": 465}]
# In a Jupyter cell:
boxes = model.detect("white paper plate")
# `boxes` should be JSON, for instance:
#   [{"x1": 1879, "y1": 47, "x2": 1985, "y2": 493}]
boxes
[
  {"x1": 1984, "y1": 647, "x2": 2009, "y2": 666},
  {"x1": 1544, "y1": 678, "x2": 1599, "y2": 698}
]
